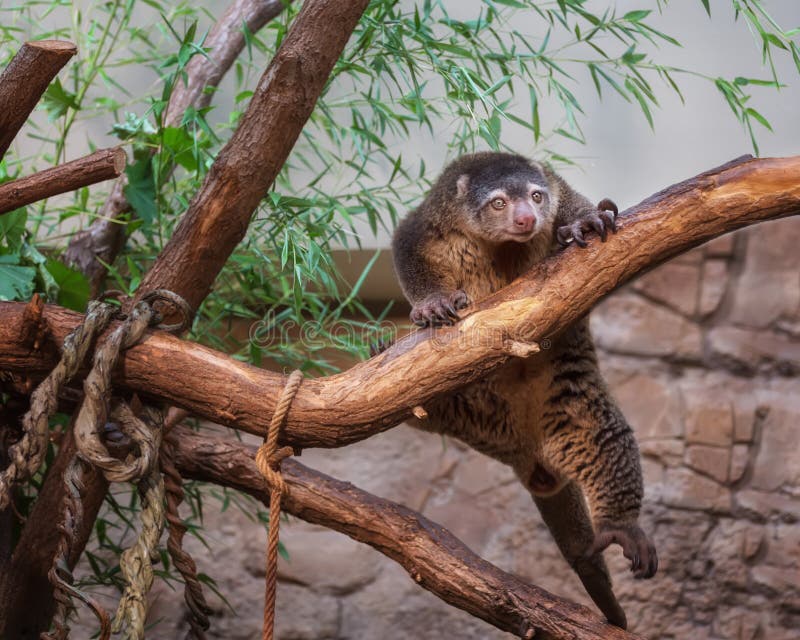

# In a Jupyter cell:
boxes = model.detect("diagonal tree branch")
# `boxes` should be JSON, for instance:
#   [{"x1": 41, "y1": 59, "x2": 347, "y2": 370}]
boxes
[
  {"x1": 64, "y1": 0, "x2": 293, "y2": 296},
  {"x1": 134, "y1": 0, "x2": 371, "y2": 311},
  {"x1": 164, "y1": 0, "x2": 292, "y2": 126},
  {"x1": 2, "y1": 155, "x2": 798, "y2": 450},
  {"x1": 1, "y1": 2, "x2": 370, "y2": 636},
  {"x1": 171, "y1": 426, "x2": 642, "y2": 640},
  {"x1": 0, "y1": 40, "x2": 76, "y2": 160}
]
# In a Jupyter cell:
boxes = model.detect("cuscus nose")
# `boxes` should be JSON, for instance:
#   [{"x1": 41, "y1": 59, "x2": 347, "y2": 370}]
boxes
[
  {"x1": 513, "y1": 214, "x2": 535, "y2": 232},
  {"x1": 513, "y1": 200, "x2": 536, "y2": 233}
]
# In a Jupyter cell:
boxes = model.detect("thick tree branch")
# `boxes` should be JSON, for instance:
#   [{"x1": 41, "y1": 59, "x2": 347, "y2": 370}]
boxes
[
  {"x1": 3, "y1": 3, "x2": 368, "y2": 635},
  {"x1": 0, "y1": 40, "x2": 76, "y2": 160},
  {"x1": 0, "y1": 147, "x2": 125, "y2": 215},
  {"x1": 171, "y1": 426, "x2": 641, "y2": 640},
  {"x1": 64, "y1": 0, "x2": 292, "y2": 295},
  {"x1": 135, "y1": 0, "x2": 371, "y2": 311},
  {"x1": 1, "y1": 155, "x2": 798, "y2": 449},
  {"x1": 0, "y1": 430, "x2": 109, "y2": 639}
]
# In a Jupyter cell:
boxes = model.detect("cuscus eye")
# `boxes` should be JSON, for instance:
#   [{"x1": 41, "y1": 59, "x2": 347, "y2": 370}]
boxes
[
  {"x1": 491, "y1": 198, "x2": 506, "y2": 210},
  {"x1": 532, "y1": 191, "x2": 543, "y2": 203}
]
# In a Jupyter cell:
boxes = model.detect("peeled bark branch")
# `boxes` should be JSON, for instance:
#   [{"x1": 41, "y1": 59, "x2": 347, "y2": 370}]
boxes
[
  {"x1": 164, "y1": 0, "x2": 291, "y2": 126},
  {"x1": 170, "y1": 426, "x2": 641, "y2": 640},
  {"x1": 0, "y1": 148, "x2": 126, "y2": 215},
  {"x1": 0, "y1": 40, "x2": 76, "y2": 160},
  {"x1": 136, "y1": 0, "x2": 371, "y2": 311},
  {"x1": 1, "y1": 155, "x2": 798, "y2": 449},
  {"x1": 64, "y1": 0, "x2": 292, "y2": 294}
]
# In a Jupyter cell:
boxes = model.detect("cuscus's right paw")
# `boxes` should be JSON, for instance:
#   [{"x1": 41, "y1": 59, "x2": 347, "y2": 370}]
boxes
[
  {"x1": 556, "y1": 198, "x2": 619, "y2": 248},
  {"x1": 588, "y1": 521, "x2": 658, "y2": 579},
  {"x1": 410, "y1": 290, "x2": 470, "y2": 327}
]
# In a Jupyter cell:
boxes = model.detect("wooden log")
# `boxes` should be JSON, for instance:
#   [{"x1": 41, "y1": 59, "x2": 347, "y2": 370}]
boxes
[
  {"x1": 171, "y1": 426, "x2": 643, "y2": 640},
  {"x1": 0, "y1": 148, "x2": 126, "y2": 215},
  {"x1": 135, "y1": 0, "x2": 372, "y2": 312},
  {"x1": 0, "y1": 156, "x2": 798, "y2": 450},
  {"x1": 0, "y1": 40, "x2": 76, "y2": 160}
]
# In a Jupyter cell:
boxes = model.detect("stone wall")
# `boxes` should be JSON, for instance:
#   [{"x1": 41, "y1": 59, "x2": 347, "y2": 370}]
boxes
[{"x1": 74, "y1": 219, "x2": 800, "y2": 639}]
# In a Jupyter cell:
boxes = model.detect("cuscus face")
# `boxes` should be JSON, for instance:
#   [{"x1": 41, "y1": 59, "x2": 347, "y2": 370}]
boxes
[{"x1": 456, "y1": 157, "x2": 550, "y2": 244}]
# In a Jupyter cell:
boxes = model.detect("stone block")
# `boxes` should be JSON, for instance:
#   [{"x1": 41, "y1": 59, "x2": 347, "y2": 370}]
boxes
[
  {"x1": 736, "y1": 489, "x2": 800, "y2": 521},
  {"x1": 682, "y1": 385, "x2": 734, "y2": 447},
  {"x1": 613, "y1": 373, "x2": 683, "y2": 439},
  {"x1": 591, "y1": 292, "x2": 702, "y2": 360},
  {"x1": 699, "y1": 258, "x2": 729, "y2": 316},
  {"x1": 641, "y1": 438, "x2": 684, "y2": 466},
  {"x1": 686, "y1": 444, "x2": 730, "y2": 483},
  {"x1": 277, "y1": 524, "x2": 383, "y2": 595},
  {"x1": 728, "y1": 219, "x2": 800, "y2": 328},
  {"x1": 704, "y1": 233, "x2": 736, "y2": 257},
  {"x1": 632, "y1": 261, "x2": 700, "y2": 316},
  {"x1": 750, "y1": 389, "x2": 800, "y2": 491},
  {"x1": 708, "y1": 325, "x2": 800, "y2": 376},
  {"x1": 662, "y1": 467, "x2": 731, "y2": 512},
  {"x1": 729, "y1": 444, "x2": 750, "y2": 483}
]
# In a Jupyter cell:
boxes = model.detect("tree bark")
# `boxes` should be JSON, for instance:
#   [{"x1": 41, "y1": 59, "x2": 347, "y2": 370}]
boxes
[
  {"x1": 1, "y1": 155, "x2": 797, "y2": 450},
  {"x1": 0, "y1": 147, "x2": 125, "y2": 215},
  {"x1": 164, "y1": 0, "x2": 292, "y2": 126},
  {"x1": 0, "y1": 432, "x2": 108, "y2": 639},
  {"x1": 171, "y1": 426, "x2": 642, "y2": 640},
  {"x1": 135, "y1": 0, "x2": 371, "y2": 311},
  {"x1": 64, "y1": 0, "x2": 292, "y2": 295},
  {"x1": 1, "y1": 2, "x2": 369, "y2": 635},
  {"x1": 0, "y1": 40, "x2": 76, "y2": 160}
]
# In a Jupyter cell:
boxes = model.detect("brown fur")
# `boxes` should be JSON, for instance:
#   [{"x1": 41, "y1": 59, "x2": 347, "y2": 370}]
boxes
[{"x1": 391, "y1": 152, "x2": 657, "y2": 629}]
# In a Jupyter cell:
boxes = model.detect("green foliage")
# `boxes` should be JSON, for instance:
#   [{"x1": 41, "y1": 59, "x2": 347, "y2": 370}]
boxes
[{"x1": 0, "y1": 0, "x2": 798, "y2": 631}]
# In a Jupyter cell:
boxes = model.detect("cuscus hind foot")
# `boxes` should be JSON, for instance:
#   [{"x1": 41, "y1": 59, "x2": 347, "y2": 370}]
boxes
[{"x1": 589, "y1": 522, "x2": 658, "y2": 579}]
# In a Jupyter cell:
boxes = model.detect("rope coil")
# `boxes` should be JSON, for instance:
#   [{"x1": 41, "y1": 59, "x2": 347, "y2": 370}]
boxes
[
  {"x1": 255, "y1": 369, "x2": 304, "y2": 640},
  {"x1": 38, "y1": 290, "x2": 188, "y2": 640}
]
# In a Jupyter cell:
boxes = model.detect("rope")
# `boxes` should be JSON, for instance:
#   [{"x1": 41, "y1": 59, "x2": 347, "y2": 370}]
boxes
[
  {"x1": 255, "y1": 369, "x2": 303, "y2": 640},
  {"x1": 73, "y1": 302, "x2": 159, "y2": 481},
  {"x1": 161, "y1": 428, "x2": 211, "y2": 639},
  {"x1": 44, "y1": 455, "x2": 112, "y2": 640},
  {"x1": 111, "y1": 441, "x2": 166, "y2": 640},
  {"x1": 0, "y1": 301, "x2": 116, "y2": 510},
  {"x1": 39, "y1": 290, "x2": 188, "y2": 640}
]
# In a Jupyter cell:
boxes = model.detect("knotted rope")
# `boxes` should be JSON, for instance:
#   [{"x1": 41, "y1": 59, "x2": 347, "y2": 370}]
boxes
[
  {"x1": 0, "y1": 301, "x2": 117, "y2": 510},
  {"x1": 255, "y1": 369, "x2": 303, "y2": 640},
  {"x1": 42, "y1": 290, "x2": 191, "y2": 640}
]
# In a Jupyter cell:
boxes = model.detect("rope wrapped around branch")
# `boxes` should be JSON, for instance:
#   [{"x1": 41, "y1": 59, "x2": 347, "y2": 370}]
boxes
[
  {"x1": 43, "y1": 291, "x2": 190, "y2": 640},
  {"x1": 255, "y1": 369, "x2": 304, "y2": 640},
  {"x1": 0, "y1": 301, "x2": 116, "y2": 510}
]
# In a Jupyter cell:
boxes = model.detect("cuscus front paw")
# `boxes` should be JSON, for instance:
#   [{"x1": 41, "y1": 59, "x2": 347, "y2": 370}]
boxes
[
  {"x1": 556, "y1": 198, "x2": 619, "y2": 248},
  {"x1": 588, "y1": 522, "x2": 658, "y2": 579},
  {"x1": 410, "y1": 290, "x2": 470, "y2": 327}
]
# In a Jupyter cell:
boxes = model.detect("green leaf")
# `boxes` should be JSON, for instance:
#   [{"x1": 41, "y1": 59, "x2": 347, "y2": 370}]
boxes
[
  {"x1": 0, "y1": 208, "x2": 27, "y2": 254},
  {"x1": 623, "y1": 10, "x2": 651, "y2": 22},
  {"x1": 46, "y1": 258, "x2": 90, "y2": 311},
  {"x1": 699, "y1": 0, "x2": 711, "y2": 16},
  {"x1": 42, "y1": 78, "x2": 79, "y2": 121},
  {"x1": 123, "y1": 156, "x2": 158, "y2": 224},
  {"x1": 0, "y1": 255, "x2": 36, "y2": 301}
]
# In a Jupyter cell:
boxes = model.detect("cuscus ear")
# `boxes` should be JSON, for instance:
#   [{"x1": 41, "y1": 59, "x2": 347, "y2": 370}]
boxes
[{"x1": 456, "y1": 174, "x2": 469, "y2": 197}]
